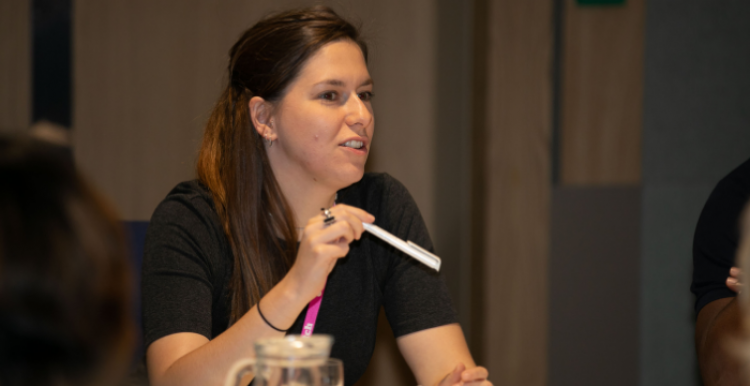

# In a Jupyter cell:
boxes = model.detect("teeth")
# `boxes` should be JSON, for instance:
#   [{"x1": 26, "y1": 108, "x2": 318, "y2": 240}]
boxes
[{"x1": 343, "y1": 140, "x2": 363, "y2": 149}]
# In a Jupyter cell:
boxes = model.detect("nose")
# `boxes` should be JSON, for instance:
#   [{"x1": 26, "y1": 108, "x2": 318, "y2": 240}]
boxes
[{"x1": 344, "y1": 92, "x2": 373, "y2": 129}]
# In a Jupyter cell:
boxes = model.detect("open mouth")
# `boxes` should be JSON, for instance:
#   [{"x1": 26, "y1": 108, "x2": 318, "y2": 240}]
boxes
[{"x1": 341, "y1": 140, "x2": 365, "y2": 150}]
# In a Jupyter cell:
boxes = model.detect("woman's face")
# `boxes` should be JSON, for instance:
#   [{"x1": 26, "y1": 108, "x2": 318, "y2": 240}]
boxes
[{"x1": 265, "y1": 40, "x2": 374, "y2": 191}]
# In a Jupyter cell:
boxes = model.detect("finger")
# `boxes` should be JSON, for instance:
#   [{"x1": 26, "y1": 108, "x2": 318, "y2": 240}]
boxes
[
  {"x1": 306, "y1": 244, "x2": 349, "y2": 275},
  {"x1": 731, "y1": 267, "x2": 742, "y2": 279},
  {"x1": 462, "y1": 381, "x2": 492, "y2": 386},
  {"x1": 332, "y1": 204, "x2": 375, "y2": 223},
  {"x1": 440, "y1": 363, "x2": 465, "y2": 386},
  {"x1": 306, "y1": 207, "x2": 357, "y2": 233},
  {"x1": 309, "y1": 220, "x2": 356, "y2": 245},
  {"x1": 306, "y1": 205, "x2": 373, "y2": 232},
  {"x1": 727, "y1": 277, "x2": 742, "y2": 293},
  {"x1": 303, "y1": 212, "x2": 334, "y2": 231},
  {"x1": 310, "y1": 243, "x2": 350, "y2": 264},
  {"x1": 461, "y1": 366, "x2": 489, "y2": 382},
  {"x1": 330, "y1": 208, "x2": 365, "y2": 239},
  {"x1": 320, "y1": 244, "x2": 350, "y2": 271},
  {"x1": 311, "y1": 207, "x2": 368, "y2": 242}
]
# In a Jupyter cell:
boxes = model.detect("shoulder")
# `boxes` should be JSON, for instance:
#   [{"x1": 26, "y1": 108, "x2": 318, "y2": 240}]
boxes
[
  {"x1": 150, "y1": 180, "x2": 217, "y2": 224},
  {"x1": 146, "y1": 180, "x2": 226, "y2": 252},
  {"x1": 696, "y1": 157, "x2": 750, "y2": 237},
  {"x1": 162, "y1": 180, "x2": 215, "y2": 209},
  {"x1": 698, "y1": 157, "x2": 750, "y2": 222},
  {"x1": 713, "y1": 157, "x2": 750, "y2": 198},
  {"x1": 143, "y1": 180, "x2": 228, "y2": 276}
]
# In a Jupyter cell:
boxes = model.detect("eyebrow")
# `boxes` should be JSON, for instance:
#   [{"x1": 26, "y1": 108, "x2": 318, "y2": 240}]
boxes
[{"x1": 313, "y1": 78, "x2": 374, "y2": 88}]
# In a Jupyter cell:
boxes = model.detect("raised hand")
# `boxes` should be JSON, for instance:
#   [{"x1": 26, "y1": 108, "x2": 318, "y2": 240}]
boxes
[
  {"x1": 727, "y1": 266, "x2": 742, "y2": 293},
  {"x1": 286, "y1": 204, "x2": 374, "y2": 303}
]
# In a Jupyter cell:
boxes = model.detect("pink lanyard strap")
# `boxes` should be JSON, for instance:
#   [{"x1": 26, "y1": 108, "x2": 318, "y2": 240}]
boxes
[
  {"x1": 301, "y1": 281, "x2": 326, "y2": 336},
  {"x1": 301, "y1": 200, "x2": 337, "y2": 336}
]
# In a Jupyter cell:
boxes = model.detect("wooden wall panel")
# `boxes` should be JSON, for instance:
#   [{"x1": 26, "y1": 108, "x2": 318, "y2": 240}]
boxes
[
  {"x1": 74, "y1": 0, "x2": 256, "y2": 220},
  {"x1": 0, "y1": 0, "x2": 30, "y2": 132},
  {"x1": 483, "y1": 1, "x2": 552, "y2": 385},
  {"x1": 362, "y1": 0, "x2": 437, "y2": 235},
  {"x1": 560, "y1": 0, "x2": 645, "y2": 185},
  {"x1": 434, "y1": 0, "x2": 474, "y2": 346}
]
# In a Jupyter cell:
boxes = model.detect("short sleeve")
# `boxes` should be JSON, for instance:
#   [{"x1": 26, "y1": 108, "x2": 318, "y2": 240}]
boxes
[
  {"x1": 377, "y1": 176, "x2": 458, "y2": 337},
  {"x1": 141, "y1": 185, "x2": 225, "y2": 349},
  {"x1": 691, "y1": 160, "x2": 750, "y2": 314}
]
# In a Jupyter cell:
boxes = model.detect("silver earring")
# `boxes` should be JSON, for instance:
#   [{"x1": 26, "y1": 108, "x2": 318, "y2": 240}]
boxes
[{"x1": 267, "y1": 120, "x2": 274, "y2": 147}]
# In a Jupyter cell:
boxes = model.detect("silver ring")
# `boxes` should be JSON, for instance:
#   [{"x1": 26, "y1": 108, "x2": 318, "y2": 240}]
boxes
[{"x1": 321, "y1": 207, "x2": 336, "y2": 225}]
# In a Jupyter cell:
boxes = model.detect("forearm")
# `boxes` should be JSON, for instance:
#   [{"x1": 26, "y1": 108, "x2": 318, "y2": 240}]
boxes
[
  {"x1": 149, "y1": 276, "x2": 310, "y2": 386},
  {"x1": 696, "y1": 297, "x2": 741, "y2": 386},
  {"x1": 397, "y1": 324, "x2": 477, "y2": 386}
]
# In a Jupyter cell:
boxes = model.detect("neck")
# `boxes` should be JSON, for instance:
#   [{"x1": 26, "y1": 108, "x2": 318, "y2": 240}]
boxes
[{"x1": 272, "y1": 169, "x2": 338, "y2": 229}]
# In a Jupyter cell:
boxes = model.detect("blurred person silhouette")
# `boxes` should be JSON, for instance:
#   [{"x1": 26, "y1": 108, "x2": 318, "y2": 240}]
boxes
[
  {"x1": 0, "y1": 134, "x2": 134, "y2": 386},
  {"x1": 693, "y1": 157, "x2": 750, "y2": 385}
]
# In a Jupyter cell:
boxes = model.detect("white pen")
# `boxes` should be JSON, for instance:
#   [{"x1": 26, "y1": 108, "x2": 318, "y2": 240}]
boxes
[{"x1": 362, "y1": 222, "x2": 442, "y2": 271}]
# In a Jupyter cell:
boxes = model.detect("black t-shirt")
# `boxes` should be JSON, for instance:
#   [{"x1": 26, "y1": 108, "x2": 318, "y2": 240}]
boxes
[
  {"x1": 141, "y1": 173, "x2": 457, "y2": 385},
  {"x1": 692, "y1": 157, "x2": 750, "y2": 315}
]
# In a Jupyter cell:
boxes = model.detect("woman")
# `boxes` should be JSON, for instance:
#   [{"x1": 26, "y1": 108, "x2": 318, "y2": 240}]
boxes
[
  {"x1": 142, "y1": 6, "x2": 490, "y2": 386},
  {"x1": 0, "y1": 135, "x2": 134, "y2": 386}
]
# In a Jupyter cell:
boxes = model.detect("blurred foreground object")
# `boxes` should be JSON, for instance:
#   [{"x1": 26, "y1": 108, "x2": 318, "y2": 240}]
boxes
[
  {"x1": 29, "y1": 119, "x2": 70, "y2": 147},
  {"x1": 0, "y1": 134, "x2": 134, "y2": 386}
]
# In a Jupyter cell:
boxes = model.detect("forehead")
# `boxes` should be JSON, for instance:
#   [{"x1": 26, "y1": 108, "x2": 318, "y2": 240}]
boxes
[{"x1": 293, "y1": 40, "x2": 370, "y2": 86}]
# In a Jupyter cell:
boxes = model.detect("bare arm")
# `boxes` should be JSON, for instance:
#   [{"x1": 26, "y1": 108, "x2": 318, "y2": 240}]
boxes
[
  {"x1": 397, "y1": 323, "x2": 491, "y2": 386},
  {"x1": 695, "y1": 269, "x2": 743, "y2": 386},
  {"x1": 147, "y1": 277, "x2": 308, "y2": 386}
]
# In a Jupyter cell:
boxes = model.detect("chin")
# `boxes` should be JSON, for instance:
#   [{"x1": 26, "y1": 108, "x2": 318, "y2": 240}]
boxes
[{"x1": 334, "y1": 166, "x2": 365, "y2": 189}]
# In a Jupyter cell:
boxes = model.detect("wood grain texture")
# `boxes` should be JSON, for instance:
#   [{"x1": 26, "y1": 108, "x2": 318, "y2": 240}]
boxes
[
  {"x1": 482, "y1": 0, "x2": 552, "y2": 384},
  {"x1": 0, "y1": 0, "x2": 30, "y2": 132},
  {"x1": 560, "y1": 0, "x2": 645, "y2": 185},
  {"x1": 74, "y1": 0, "x2": 251, "y2": 220}
]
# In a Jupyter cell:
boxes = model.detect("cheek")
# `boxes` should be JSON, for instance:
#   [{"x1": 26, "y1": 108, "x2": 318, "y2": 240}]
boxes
[
  {"x1": 299, "y1": 147, "x2": 332, "y2": 172},
  {"x1": 310, "y1": 115, "x2": 340, "y2": 139},
  {"x1": 284, "y1": 105, "x2": 338, "y2": 140}
]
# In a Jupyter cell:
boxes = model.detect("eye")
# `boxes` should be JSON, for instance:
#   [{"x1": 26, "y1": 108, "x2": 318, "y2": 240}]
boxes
[
  {"x1": 358, "y1": 91, "x2": 374, "y2": 102},
  {"x1": 319, "y1": 91, "x2": 338, "y2": 102}
]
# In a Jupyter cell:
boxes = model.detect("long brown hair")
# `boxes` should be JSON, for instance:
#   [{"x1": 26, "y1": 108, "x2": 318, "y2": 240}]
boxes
[{"x1": 196, "y1": 6, "x2": 368, "y2": 324}]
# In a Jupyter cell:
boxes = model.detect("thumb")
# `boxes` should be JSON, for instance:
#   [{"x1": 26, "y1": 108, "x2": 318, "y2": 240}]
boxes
[{"x1": 439, "y1": 363, "x2": 466, "y2": 386}]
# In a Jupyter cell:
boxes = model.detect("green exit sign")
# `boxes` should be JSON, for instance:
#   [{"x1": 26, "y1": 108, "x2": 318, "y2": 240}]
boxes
[{"x1": 577, "y1": 0, "x2": 626, "y2": 4}]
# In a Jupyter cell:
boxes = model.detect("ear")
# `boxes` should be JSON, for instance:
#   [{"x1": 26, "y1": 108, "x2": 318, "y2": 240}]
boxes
[{"x1": 249, "y1": 96, "x2": 276, "y2": 140}]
